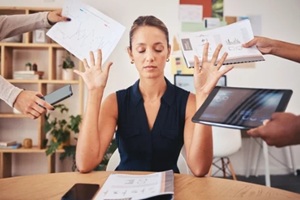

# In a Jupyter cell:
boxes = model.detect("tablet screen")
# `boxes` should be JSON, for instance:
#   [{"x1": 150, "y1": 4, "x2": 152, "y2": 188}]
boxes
[{"x1": 192, "y1": 86, "x2": 293, "y2": 129}]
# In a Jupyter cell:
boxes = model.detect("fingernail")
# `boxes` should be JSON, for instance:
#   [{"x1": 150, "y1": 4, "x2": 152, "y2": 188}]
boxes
[{"x1": 67, "y1": 18, "x2": 71, "y2": 21}]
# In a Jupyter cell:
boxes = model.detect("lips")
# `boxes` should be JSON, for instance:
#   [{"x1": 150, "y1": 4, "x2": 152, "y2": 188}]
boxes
[{"x1": 144, "y1": 65, "x2": 157, "y2": 69}]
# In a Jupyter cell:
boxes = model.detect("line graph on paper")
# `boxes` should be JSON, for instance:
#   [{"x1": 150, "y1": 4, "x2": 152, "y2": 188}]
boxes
[{"x1": 47, "y1": 0, "x2": 125, "y2": 64}]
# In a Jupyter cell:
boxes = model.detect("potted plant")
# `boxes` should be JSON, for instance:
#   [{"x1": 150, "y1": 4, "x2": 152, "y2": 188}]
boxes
[
  {"x1": 44, "y1": 104, "x2": 82, "y2": 170},
  {"x1": 44, "y1": 104, "x2": 117, "y2": 171},
  {"x1": 60, "y1": 51, "x2": 75, "y2": 80}
]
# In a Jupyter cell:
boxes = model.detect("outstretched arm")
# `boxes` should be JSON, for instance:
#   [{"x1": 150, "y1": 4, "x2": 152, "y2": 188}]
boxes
[
  {"x1": 243, "y1": 36, "x2": 300, "y2": 63},
  {"x1": 184, "y1": 43, "x2": 234, "y2": 177},
  {"x1": 247, "y1": 113, "x2": 300, "y2": 147},
  {"x1": 74, "y1": 50, "x2": 116, "y2": 173},
  {"x1": 0, "y1": 9, "x2": 69, "y2": 40}
]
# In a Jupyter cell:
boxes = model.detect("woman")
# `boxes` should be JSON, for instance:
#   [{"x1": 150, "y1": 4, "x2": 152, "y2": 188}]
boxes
[{"x1": 75, "y1": 15, "x2": 233, "y2": 176}]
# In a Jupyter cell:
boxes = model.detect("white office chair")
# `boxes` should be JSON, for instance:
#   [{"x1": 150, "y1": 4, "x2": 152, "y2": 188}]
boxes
[
  {"x1": 209, "y1": 127, "x2": 242, "y2": 180},
  {"x1": 106, "y1": 148, "x2": 190, "y2": 174}
]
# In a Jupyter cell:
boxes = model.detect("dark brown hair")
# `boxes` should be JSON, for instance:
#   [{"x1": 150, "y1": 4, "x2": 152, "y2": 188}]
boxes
[{"x1": 129, "y1": 15, "x2": 170, "y2": 50}]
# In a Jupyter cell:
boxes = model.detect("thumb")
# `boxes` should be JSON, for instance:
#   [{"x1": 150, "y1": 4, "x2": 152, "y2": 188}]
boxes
[{"x1": 104, "y1": 62, "x2": 113, "y2": 75}]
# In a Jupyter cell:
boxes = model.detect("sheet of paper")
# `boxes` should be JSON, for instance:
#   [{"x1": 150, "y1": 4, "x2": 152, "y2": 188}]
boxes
[
  {"x1": 178, "y1": 19, "x2": 264, "y2": 68},
  {"x1": 47, "y1": 0, "x2": 125, "y2": 64},
  {"x1": 179, "y1": 4, "x2": 203, "y2": 23},
  {"x1": 94, "y1": 170, "x2": 174, "y2": 200}
]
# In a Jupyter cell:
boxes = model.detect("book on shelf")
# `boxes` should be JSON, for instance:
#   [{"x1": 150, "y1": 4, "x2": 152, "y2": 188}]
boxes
[
  {"x1": 94, "y1": 170, "x2": 174, "y2": 200},
  {"x1": 0, "y1": 140, "x2": 17, "y2": 147},
  {"x1": 178, "y1": 19, "x2": 265, "y2": 68},
  {"x1": 13, "y1": 71, "x2": 44, "y2": 80},
  {"x1": 0, "y1": 143, "x2": 21, "y2": 149}
]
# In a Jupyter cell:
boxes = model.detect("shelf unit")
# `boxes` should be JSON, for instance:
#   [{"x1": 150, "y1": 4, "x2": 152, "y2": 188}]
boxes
[{"x1": 0, "y1": 7, "x2": 84, "y2": 178}]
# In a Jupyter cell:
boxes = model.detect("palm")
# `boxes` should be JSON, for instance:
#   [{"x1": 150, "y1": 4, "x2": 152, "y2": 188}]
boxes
[
  {"x1": 193, "y1": 43, "x2": 233, "y2": 94},
  {"x1": 74, "y1": 50, "x2": 112, "y2": 90}
]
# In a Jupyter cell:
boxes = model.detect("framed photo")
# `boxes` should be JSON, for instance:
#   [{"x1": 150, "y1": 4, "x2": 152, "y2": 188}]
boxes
[
  {"x1": 33, "y1": 29, "x2": 48, "y2": 43},
  {"x1": 174, "y1": 74, "x2": 227, "y2": 93}
]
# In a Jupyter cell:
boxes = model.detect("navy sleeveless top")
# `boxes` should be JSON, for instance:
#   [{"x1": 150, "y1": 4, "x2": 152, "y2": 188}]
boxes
[{"x1": 115, "y1": 78, "x2": 190, "y2": 173}]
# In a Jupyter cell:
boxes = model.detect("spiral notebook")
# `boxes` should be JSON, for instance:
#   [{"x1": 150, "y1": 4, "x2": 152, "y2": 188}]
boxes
[{"x1": 178, "y1": 19, "x2": 265, "y2": 68}]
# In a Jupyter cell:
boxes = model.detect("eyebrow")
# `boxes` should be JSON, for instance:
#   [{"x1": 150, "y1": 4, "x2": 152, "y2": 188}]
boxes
[{"x1": 134, "y1": 42, "x2": 165, "y2": 46}]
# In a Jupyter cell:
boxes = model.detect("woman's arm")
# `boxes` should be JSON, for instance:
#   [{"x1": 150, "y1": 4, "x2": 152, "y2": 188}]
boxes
[
  {"x1": 184, "y1": 43, "x2": 234, "y2": 177},
  {"x1": 75, "y1": 50, "x2": 116, "y2": 173}
]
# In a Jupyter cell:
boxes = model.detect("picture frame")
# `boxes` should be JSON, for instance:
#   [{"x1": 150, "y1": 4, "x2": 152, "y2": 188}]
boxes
[
  {"x1": 33, "y1": 29, "x2": 49, "y2": 43},
  {"x1": 174, "y1": 74, "x2": 227, "y2": 93}
]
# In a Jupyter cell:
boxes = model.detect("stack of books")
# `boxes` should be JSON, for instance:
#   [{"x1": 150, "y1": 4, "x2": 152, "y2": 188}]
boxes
[
  {"x1": 0, "y1": 140, "x2": 21, "y2": 149},
  {"x1": 13, "y1": 71, "x2": 44, "y2": 80}
]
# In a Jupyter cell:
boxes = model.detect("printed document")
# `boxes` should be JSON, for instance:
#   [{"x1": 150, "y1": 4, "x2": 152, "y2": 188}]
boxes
[
  {"x1": 178, "y1": 19, "x2": 264, "y2": 68},
  {"x1": 94, "y1": 170, "x2": 174, "y2": 200},
  {"x1": 47, "y1": 0, "x2": 125, "y2": 64}
]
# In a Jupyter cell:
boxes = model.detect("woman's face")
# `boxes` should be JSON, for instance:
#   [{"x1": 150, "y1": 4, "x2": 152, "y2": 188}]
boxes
[{"x1": 128, "y1": 26, "x2": 170, "y2": 79}]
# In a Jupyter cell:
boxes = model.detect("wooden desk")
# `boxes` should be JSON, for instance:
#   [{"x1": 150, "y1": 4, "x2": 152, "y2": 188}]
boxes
[{"x1": 0, "y1": 171, "x2": 299, "y2": 200}]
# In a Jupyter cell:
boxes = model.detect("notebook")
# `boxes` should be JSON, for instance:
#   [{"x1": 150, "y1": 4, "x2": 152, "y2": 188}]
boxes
[
  {"x1": 192, "y1": 86, "x2": 293, "y2": 129},
  {"x1": 178, "y1": 19, "x2": 265, "y2": 68}
]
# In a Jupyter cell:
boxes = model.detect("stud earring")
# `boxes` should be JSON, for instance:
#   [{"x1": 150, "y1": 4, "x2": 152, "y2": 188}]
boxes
[
  {"x1": 166, "y1": 58, "x2": 170, "y2": 62},
  {"x1": 130, "y1": 60, "x2": 134, "y2": 64}
]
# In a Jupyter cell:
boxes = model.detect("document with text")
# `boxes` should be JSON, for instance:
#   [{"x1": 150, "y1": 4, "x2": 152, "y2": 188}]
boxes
[
  {"x1": 47, "y1": 0, "x2": 125, "y2": 64},
  {"x1": 178, "y1": 19, "x2": 264, "y2": 68},
  {"x1": 94, "y1": 170, "x2": 174, "y2": 200}
]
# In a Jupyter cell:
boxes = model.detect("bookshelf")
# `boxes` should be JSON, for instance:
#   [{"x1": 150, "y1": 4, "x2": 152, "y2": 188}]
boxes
[{"x1": 0, "y1": 6, "x2": 84, "y2": 178}]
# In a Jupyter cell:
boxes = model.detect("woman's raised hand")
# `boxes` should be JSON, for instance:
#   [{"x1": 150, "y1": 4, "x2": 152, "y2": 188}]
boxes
[
  {"x1": 193, "y1": 43, "x2": 233, "y2": 95},
  {"x1": 74, "y1": 49, "x2": 113, "y2": 90}
]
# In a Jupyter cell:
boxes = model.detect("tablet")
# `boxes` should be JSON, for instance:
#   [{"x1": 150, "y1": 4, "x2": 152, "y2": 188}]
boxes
[{"x1": 192, "y1": 86, "x2": 293, "y2": 129}]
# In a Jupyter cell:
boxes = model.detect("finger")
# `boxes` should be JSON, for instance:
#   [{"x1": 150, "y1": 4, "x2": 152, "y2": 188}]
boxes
[
  {"x1": 36, "y1": 98, "x2": 53, "y2": 110},
  {"x1": 262, "y1": 119, "x2": 270, "y2": 125},
  {"x1": 215, "y1": 52, "x2": 228, "y2": 70},
  {"x1": 97, "y1": 49, "x2": 102, "y2": 69},
  {"x1": 193, "y1": 56, "x2": 201, "y2": 73},
  {"x1": 211, "y1": 44, "x2": 223, "y2": 66},
  {"x1": 25, "y1": 106, "x2": 42, "y2": 119},
  {"x1": 242, "y1": 38, "x2": 256, "y2": 48},
  {"x1": 89, "y1": 51, "x2": 95, "y2": 67},
  {"x1": 219, "y1": 65, "x2": 234, "y2": 75},
  {"x1": 104, "y1": 61, "x2": 113, "y2": 75},
  {"x1": 83, "y1": 58, "x2": 89, "y2": 70},
  {"x1": 28, "y1": 109, "x2": 42, "y2": 119},
  {"x1": 73, "y1": 69, "x2": 82, "y2": 76},
  {"x1": 247, "y1": 128, "x2": 259, "y2": 137},
  {"x1": 201, "y1": 43, "x2": 209, "y2": 64}
]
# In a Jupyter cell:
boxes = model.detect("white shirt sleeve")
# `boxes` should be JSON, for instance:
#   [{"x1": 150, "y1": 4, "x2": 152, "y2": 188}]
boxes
[{"x1": 0, "y1": 75, "x2": 23, "y2": 107}]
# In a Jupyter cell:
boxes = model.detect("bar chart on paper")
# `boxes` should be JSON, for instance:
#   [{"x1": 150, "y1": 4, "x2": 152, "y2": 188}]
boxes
[{"x1": 47, "y1": 0, "x2": 125, "y2": 63}]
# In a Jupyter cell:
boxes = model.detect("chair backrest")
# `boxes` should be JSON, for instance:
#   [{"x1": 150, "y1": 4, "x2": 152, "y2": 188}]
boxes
[
  {"x1": 212, "y1": 127, "x2": 242, "y2": 158},
  {"x1": 106, "y1": 148, "x2": 190, "y2": 174}
]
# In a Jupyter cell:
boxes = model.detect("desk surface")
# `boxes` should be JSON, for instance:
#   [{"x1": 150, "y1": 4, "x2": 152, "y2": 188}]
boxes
[{"x1": 0, "y1": 171, "x2": 299, "y2": 200}]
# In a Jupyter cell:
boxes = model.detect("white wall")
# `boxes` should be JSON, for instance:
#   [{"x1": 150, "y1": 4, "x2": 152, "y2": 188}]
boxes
[{"x1": 2, "y1": 0, "x2": 300, "y2": 176}]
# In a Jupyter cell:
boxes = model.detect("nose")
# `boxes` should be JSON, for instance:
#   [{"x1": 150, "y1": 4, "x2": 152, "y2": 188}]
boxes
[{"x1": 145, "y1": 50, "x2": 155, "y2": 62}]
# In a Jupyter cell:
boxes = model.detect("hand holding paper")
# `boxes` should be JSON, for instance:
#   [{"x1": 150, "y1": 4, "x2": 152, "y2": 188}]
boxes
[
  {"x1": 47, "y1": 0, "x2": 125, "y2": 65},
  {"x1": 178, "y1": 19, "x2": 264, "y2": 68}
]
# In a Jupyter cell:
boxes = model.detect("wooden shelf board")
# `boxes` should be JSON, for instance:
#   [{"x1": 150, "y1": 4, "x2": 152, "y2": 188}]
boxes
[
  {"x1": 8, "y1": 80, "x2": 80, "y2": 84},
  {"x1": 0, "y1": 146, "x2": 64, "y2": 153},
  {"x1": 0, "y1": 113, "x2": 27, "y2": 118},
  {"x1": 0, "y1": 43, "x2": 62, "y2": 48}
]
